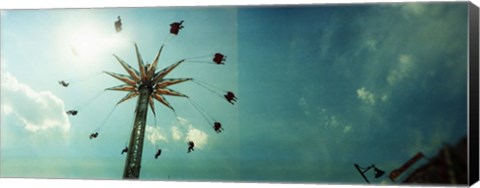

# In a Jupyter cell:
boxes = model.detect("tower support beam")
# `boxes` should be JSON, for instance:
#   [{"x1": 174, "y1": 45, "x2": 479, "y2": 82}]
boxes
[{"x1": 123, "y1": 85, "x2": 151, "y2": 179}]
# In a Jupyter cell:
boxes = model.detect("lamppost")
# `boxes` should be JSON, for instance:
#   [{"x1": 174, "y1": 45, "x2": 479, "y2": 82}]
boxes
[{"x1": 354, "y1": 163, "x2": 385, "y2": 184}]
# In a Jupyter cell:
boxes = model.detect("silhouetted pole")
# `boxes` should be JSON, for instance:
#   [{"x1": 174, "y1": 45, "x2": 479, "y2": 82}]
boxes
[
  {"x1": 354, "y1": 163, "x2": 371, "y2": 184},
  {"x1": 123, "y1": 84, "x2": 152, "y2": 179}
]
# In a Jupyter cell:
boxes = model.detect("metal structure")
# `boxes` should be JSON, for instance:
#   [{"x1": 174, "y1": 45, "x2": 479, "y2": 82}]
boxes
[
  {"x1": 354, "y1": 163, "x2": 385, "y2": 184},
  {"x1": 104, "y1": 44, "x2": 191, "y2": 179}
]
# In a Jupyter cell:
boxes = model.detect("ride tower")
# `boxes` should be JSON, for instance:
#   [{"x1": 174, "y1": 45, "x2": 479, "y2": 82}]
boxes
[{"x1": 104, "y1": 44, "x2": 191, "y2": 179}]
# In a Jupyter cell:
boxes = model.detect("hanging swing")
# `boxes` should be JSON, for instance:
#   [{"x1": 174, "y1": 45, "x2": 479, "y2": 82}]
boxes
[{"x1": 184, "y1": 53, "x2": 227, "y2": 65}]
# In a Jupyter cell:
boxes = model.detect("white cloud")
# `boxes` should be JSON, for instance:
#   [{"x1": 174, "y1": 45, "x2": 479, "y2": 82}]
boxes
[
  {"x1": 387, "y1": 54, "x2": 414, "y2": 86},
  {"x1": 185, "y1": 128, "x2": 208, "y2": 149},
  {"x1": 145, "y1": 125, "x2": 167, "y2": 145},
  {"x1": 328, "y1": 116, "x2": 339, "y2": 128},
  {"x1": 365, "y1": 39, "x2": 377, "y2": 52},
  {"x1": 1, "y1": 72, "x2": 70, "y2": 133},
  {"x1": 1, "y1": 104, "x2": 14, "y2": 115},
  {"x1": 401, "y1": 3, "x2": 427, "y2": 17},
  {"x1": 343, "y1": 125, "x2": 352, "y2": 133},
  {"x1": 170, "y1": 116, "x2": 190, "y2": 141},
  {"x1": 170, "y1": 116, "x2": 208, "y2": 149},
  {"x1": 171, "y1": 126, "x2": 183, "y2": 141},
  {"x1": 317, "y1": 108, "x2": 353, "y2": 134},
  {"x1": 175, "y1": 116, "x2": 190, "y2": 126},
  {"x1": 381, "y1": 94, "x2": 388, "y2": 102},
  {"x1": 298, "y1": 97, "x2": 310, "y2": 116},
  {"x1": 356, "y1": 87, "x2": 376, "y2": 105}
]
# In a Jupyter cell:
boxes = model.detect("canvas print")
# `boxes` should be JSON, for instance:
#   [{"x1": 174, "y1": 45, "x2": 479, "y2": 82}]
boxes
[{"x1": 0, "y1": 2, "x2": 477, "y2": 186}]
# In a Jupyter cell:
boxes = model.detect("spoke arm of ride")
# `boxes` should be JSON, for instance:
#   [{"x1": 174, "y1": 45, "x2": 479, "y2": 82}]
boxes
[
  {"x1": 155, "y1": 78, "x2": 192, "y2": 88},
  {"x1": 105, "y1": 84, "x2": 137, "y2": 92},
  {"x1": 152, "y1": 93, "x2": 174, "y2": 111},
  {"x1": 148, "y1": 96, "x2": 156, "y2": 116},
  {"x1": 147, "y1": 45, "x2": 164, "y2": 78},
  {"x1": 117, "y1": 91, "x2": 139, "y2": 105},
  {"x1": 152, "y1": 59, "x2": 185, "y2": 83},
  {"x1": 103, "y1": 71, "x2": 137, "y2": 86},
  {"x1": 134, "y1": 43, "x2": 148, "y2": 81},
  {"x1": 113, "y1": 54, "x2": 141, "y2": 82},
  {"x1": 156, "y1": 88, "x2": 188, "y2": 97}
]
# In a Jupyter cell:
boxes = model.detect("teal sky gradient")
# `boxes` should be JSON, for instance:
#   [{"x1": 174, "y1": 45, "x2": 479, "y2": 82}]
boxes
[{"x1": 1, "y1": 2, "x2": 470, "y2": 185}]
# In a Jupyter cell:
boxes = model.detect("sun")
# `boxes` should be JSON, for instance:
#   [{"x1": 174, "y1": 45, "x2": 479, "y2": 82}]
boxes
[{"x1": 65, "y1": 22, "x2": 129, "y2": 62}]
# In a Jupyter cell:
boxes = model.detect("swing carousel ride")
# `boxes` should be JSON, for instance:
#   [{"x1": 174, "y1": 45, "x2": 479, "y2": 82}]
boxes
[{"x1": 59, "y1": 17, "x2": 236, "y2": 179}]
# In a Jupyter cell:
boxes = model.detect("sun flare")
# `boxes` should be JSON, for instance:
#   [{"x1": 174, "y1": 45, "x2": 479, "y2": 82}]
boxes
[{"x1": 65, "y1": 22, "x2": 129, "y2": 62}]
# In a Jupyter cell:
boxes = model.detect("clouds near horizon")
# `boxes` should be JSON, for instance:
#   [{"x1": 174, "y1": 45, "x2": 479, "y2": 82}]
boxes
[{"x1": 1, "y1": 72, "x2": 70, "y2": 133}]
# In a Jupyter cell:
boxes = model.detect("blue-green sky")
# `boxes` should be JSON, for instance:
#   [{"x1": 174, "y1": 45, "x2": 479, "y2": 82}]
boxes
[{"x1": 1, "y1": 2, "x2": 470, "y2": 185}]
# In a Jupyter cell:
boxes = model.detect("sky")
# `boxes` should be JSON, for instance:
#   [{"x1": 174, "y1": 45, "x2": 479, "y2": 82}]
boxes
[{"x1": 0, "y1": 1, "x2": 472, "y2": 186}]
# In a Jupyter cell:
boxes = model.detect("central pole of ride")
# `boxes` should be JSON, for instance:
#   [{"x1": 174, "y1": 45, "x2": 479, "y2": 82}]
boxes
[{"x1": 123, "y1": 84, "x2": 152, "y2": 179}]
